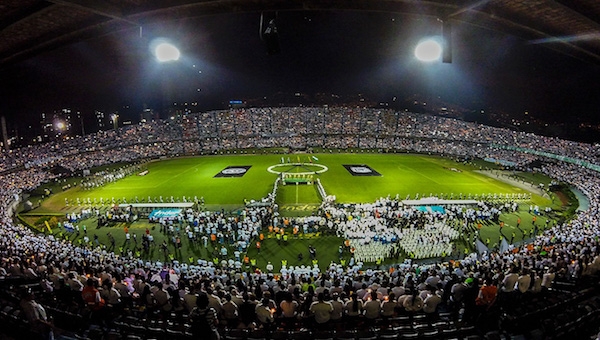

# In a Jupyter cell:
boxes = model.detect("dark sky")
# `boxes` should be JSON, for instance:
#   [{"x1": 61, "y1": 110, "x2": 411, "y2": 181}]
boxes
[{"x1": 1, "y1": 11, "x2": 600, "y2": 139}]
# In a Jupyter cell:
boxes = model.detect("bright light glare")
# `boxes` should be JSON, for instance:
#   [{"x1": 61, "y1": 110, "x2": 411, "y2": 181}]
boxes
[
  {"x1": 56, "y1": 122, "x2": 65, "y2": 130},
  {"x1": 415, "y1": 40, "x2": 442, "y2": 62},
  {"x1": 155, "y1": 43, "x2": 180, "y2": 62}
]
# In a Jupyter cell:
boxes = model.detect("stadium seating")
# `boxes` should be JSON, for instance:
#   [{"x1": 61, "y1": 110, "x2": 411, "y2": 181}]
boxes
[{"x1": 2, "y1": 107, "x2": 600, "y2": 339}]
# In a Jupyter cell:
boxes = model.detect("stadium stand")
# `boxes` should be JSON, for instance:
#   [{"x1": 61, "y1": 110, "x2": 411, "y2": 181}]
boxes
[{"x1": 1, "y1": 107, "x2": 600, "y2": 339}]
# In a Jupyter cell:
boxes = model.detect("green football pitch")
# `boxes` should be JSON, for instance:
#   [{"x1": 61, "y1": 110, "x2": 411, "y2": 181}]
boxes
[
  {"x1": 39, "y1": 153, "x2": 548, "y2": 210},
  {"x1": 23, "y1": 153, "x2": 571, "y2": 269}
]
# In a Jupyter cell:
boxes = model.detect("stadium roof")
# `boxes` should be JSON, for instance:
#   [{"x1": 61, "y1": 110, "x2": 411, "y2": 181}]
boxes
[{"x1": 1, "y1": 0, "x2": 600, "y2": 67}]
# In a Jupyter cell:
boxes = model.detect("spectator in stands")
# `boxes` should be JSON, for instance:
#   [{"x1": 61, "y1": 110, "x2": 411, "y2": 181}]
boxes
[
  {"x1": 5, "y1": 106, "x2": 600, "y2": 338},
  {"x1": 475, "y1": 277, "x2": 498, "y2": 313},
  {"x1": 542, "y1": 267, "x2": 556, "y2": 292},
  {"x1": 363, "y1": 291, "x2": 381, "y2": 324},
  {"x1": 330, "y1": 292, "x2": 344, "y2": 323},
  {"x1": 309, "y1": 292, "x2": 333, "y2": 328},
  {"x1": 422, "y1": 288, "x2": 442, "y2": 316},
  {"x1": 183, "y1": 282, "x2": 200, "y2": 313},
  {"x1": 403, "y1": 289, "x2": 424, "y2": 315},
  {"x1": 153, "y1": 282, "x2": 172, "y2": 316},
  {"x1": 101, "y1": 278, "x2": 122, "y2": 318},
  {"x1": 279, "y1": 291, "x2": 298, "y2": 317},
  {"x1": 81, "y1": 278, "x2": 105, "y2": 320},
  {"x1": 221, "y1": 293, "x2": 239, "y2": 327},
  {"x1": 190, "y1": 292, "x2": 220, "y2": 340},
  {"x1": 502, "y1": 266, "x2": 519, "y2": 293},
  {"x1": 516, "y1": 268, "x2": 532, "y2": 295},
  {"x1": 20, "y1": 289, "x2": 55, "y2": 340},
  {"x1": 238, "y1": 293, "x2": 257, "y2": 330},
  {"x1": 255, "y1": 297, "x2": 275, "y2": 330},
  {"x1": 381, "y1": 292, "x2": 396, "y2": 318},
  {"x1": 344, "y1": 293, "x2": 363, "y2": 324}
]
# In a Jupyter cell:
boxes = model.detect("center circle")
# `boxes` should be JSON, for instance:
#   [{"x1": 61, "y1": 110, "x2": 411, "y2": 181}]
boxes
[{"x1": 267, "y1": 163, "x2": 329, "y2": 175}]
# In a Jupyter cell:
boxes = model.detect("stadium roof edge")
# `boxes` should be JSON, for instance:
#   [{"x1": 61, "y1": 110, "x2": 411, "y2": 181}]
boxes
[{"x1": 2, "y1": 0, "x2": 600, "y2": 66}]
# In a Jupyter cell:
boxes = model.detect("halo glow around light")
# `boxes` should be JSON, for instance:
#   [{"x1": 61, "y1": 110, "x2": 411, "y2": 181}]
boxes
[
  {"x1": 415, "y1": 40, "x2": 442, "y2": 62},
  {"x1": 155, "y1": 43, "x2": 180, "y2": 62}
]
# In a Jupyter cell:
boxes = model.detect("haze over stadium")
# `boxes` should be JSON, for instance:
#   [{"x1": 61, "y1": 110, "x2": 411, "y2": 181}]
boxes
[{"x1": 3, "y1": 2, "x2": 600, "y2": 340}]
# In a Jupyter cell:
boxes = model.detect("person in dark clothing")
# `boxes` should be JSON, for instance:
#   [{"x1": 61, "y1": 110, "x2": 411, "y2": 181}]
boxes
[
  {"x1": 238, "y1": 292, "x2": 257, "y2": 329},
  {"x1": 189, "y1": 292, "x2": 220, "y2": 340},
  {"x1": 462, "y1": 277, "x2": 480, "y2": 323}
]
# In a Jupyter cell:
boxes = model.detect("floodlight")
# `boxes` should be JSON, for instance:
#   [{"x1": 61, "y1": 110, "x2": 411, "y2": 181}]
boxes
[
  {"x1": 415, "y1": 40, "x2": 442, "y2": 62},
  {"x1": 155, "y1": 42, "x2": 180, "y2": 62}
]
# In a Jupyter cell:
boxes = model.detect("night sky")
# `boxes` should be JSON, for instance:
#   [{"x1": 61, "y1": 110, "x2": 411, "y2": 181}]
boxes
[{"x1": 1, "y1": 11, "x2": 600, "y2": 140}]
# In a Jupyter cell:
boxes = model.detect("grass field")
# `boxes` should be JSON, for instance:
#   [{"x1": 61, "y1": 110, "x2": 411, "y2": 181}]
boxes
[
  {"x1": 20, "y1": 152, "x2": 574, "y2": 269},
  {"x1": 37, "y1": 153, "x2": 550, "y2": 211}
]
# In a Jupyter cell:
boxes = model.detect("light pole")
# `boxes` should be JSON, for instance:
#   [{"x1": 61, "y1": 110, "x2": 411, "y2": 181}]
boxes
[
  {"x1": 78, "y1": 111, "x2": 85, "y2": 136},
  {"x1": 111, "y1": 113, "x2": 119, "y2": 131}
]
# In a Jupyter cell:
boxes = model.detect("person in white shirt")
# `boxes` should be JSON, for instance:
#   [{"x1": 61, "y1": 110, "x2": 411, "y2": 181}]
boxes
[
  {"x1": 529, "y1": 271, "x2": 543, "y2": 294},
  {"x1": 516, "y1": 268, "x2": 532, "y2": 294},
  {"x1": 502, "y1": 267, "x2": 519, "y2": 293},
  {"x1": 541, "y1": 267, "x2": 555, "y2": 291}
]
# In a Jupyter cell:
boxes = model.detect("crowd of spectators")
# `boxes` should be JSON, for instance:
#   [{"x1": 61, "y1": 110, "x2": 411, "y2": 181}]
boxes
[
  {"x1": 1, "y1": 108, "x2": 600, "y2": 339},
  {"x1": 3, "y1": 107, "x2": 600, "y2": 175}
]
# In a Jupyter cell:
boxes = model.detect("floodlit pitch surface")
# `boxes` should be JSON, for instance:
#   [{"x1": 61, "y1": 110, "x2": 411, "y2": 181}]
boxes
[
  {"x1": 41, "y1": 153, "x2": 549, "y2": 211},
  {"x1": 30, "y1": 153, "x2": 564, "y2": 267}
]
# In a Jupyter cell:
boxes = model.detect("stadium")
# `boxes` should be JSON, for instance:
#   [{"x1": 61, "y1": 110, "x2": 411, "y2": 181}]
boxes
[{"x1": 2, "y1": 2, "x2": 600, "y2": 340}]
